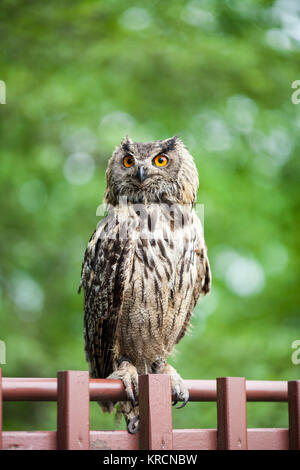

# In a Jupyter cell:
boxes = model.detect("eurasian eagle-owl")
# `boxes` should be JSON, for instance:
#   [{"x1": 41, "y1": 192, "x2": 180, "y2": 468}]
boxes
[{"x1": 79, "y1": 136, "x2": 211, "y2": 433}]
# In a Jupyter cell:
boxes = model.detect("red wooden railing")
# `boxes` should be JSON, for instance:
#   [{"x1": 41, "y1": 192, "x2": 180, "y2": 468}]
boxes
[{"x1": 0, "y1": 369, "x2": 299, "y2": 450}]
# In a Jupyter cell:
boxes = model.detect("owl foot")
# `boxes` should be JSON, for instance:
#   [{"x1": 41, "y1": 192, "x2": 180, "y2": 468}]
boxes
[
  {"x1": 107, "y1": 360, "x2": 139, "y2": 407},
  {"x1": 119, "y1": 400, "x2": 140, "y2": 434},
  {"x1": 154, "y1": 362, "x2": 189, "y2": 409}
]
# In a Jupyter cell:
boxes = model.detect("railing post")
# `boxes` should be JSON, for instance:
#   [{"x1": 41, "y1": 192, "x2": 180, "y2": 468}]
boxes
[
  {"x1": 217, "y1": 377, "x2": 248, "y2": 450},
  {"x1": 288, "y1": 380, "x2": 300, "y2": 450},
  {"x1": 57, "y1": 370, "x2": 90, "y2": 450},
  {"x1": 139, "y1": 374, "x2": 173, "y2": 450},
  {"x1": 0, "y1": 369, "x2": 2, "y2": 450}
]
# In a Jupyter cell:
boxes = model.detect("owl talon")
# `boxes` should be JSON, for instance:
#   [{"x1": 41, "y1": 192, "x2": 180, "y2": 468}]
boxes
[
  {"x1": 127, "y1": 415, "x2": 139, "y2": 434},
  {"x1": 172, "y1": 390, "x2": 180, "y2": 406},
  {"x1": 175, "y1": 394, "x2": 189, "y2": 409},
  {"x1": 128, "y1": 390, "x2": 136, "y2": 408}
]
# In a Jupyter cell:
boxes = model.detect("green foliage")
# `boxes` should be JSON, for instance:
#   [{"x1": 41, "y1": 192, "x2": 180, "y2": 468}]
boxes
[{"x1": 0, "y1": 0, "x2": 299, "y2": 431}]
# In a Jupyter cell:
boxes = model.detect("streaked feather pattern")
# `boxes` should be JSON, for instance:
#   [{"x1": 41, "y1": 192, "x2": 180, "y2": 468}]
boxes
[{"x1": 80, "y1": 204, "x2": 210, "y2": 378}]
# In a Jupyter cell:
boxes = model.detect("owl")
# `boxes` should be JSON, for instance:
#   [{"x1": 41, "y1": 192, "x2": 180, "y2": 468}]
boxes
[{"x1": 79, "y1": 136, "x2": 211, "y2": 433}]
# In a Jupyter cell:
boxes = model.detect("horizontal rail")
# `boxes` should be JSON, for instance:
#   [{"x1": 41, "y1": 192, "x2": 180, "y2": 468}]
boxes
[
  {"x1": 2, "y1": 377, "x2": 288, "y2": 402},
  {"x1": 1, "y1": 372, "x2": 298, "y2": 451},
  {"x1": 1, "y1": 428, "x2": 289, "y2": 451}
]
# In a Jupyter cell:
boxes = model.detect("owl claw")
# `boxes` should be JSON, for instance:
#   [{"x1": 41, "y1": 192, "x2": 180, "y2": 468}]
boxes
[
  {"x1": 127, "y1": 415, "x2": 139, "y2": 434},
  {"x1": 175, "y1": 394, "x2": 189, "y2": 409},
  {"x1": 172, "y1": 385, "x2": 189, "y2": 409},
  {"x1": 128, "y1": 390, "x2": 136, "y2": 408},
  {"x1": 172, "y1": 390, "x2": 180, "y2": 406}
]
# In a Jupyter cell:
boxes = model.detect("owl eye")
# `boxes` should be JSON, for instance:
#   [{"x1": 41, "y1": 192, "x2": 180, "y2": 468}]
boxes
[
  {"x1": 153, "y1": 155, "x2": 168, "y2": 167},
  {"x1": 123, "y1": 155, "x2": 135, "y2": 168}
]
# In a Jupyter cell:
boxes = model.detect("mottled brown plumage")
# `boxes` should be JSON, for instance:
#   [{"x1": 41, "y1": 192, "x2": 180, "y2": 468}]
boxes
[{"x1": 79, "y1": 136, "x2": 211, "y2": 432}]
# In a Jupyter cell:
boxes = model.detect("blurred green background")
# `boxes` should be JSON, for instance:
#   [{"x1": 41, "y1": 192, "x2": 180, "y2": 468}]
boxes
[{"x1": 1, "y1": 0, "x2": 299, "y2": 433}]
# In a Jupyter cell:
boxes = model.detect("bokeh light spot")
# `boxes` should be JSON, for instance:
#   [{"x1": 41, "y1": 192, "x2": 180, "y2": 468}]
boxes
[{"x1": 63, "y1": 152, "x2": 95, "y2": 185}]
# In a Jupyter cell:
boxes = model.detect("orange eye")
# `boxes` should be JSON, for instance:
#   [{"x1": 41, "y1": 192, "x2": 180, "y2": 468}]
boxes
[
  {"x1": 153, "y1": 155, "x2": 168, "y2": 167},
  {"x1": 123, "y1": 155, "x2": 135, "y2": 168}
]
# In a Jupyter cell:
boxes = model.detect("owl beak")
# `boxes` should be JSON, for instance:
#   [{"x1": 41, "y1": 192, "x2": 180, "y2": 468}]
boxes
[{"x1": 137, "y1": 166, "x2": 147, "y2": 183}]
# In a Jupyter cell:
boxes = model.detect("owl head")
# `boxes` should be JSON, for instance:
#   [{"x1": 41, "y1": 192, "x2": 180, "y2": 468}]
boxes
[{"x1": 105, "y1": 136, "x2": 199, "y2": 205}]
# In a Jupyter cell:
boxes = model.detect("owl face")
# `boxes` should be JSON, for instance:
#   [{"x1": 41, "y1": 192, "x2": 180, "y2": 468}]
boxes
[{"x1": 105, "y1": 136, "x2": 199, "y2": 205}]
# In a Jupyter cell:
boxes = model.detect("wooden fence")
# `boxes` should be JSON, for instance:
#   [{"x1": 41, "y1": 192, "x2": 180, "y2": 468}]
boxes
[{"x1": 0, "y1": 369, "x2": 299, "y2": 450}]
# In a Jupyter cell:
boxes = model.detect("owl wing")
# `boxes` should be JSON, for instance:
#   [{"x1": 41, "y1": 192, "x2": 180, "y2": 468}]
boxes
[
  {"x1": 175, "y1": 223, "x2": 211, "y2": 345},
  {"x1": 79, "y1": 217, "x2": 134, "y2": 379}
]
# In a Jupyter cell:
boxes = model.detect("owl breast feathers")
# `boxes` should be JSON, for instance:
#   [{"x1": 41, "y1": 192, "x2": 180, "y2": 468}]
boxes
[{"x1": 79, "y1": 136, "x2": 211, "y2": 429}]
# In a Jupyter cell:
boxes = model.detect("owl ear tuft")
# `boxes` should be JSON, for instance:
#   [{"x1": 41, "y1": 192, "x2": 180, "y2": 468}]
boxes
[
  {"x1": 172, "y1": 135, "x2": 182, "y2": 144},
  {"x1": 165, "y1": 135, "x2": 180, "y2": 151},
  {"x1": 121, "y1": 135, "x2": 133, "y2": 152}
]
